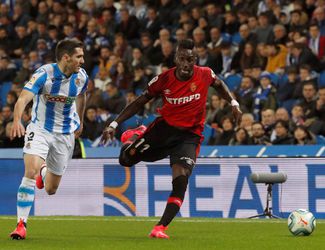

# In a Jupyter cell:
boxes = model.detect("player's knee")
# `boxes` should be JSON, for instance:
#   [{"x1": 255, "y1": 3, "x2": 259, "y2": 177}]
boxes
[
  {"x1": 119, "y1": 154, "x2": 133, "y2": 167},
  {"x1": 46, "y1": 189, "x2": 56, "y2": 195},
  {"x1": 172, "y1": 163, "x2": 193, "y2": 178},
  {"x1": 45, "y1": 186, "x2": 57, "y2": 195},
  {"x1": 175, "y1": 159, "x2": 195, "y2": 177},
  {"x1": 119, "y1": 151, "x2": 138, "y2": 167},
  {"x1": 25, "y1": 169, "x2": 38, "y2": 180}
]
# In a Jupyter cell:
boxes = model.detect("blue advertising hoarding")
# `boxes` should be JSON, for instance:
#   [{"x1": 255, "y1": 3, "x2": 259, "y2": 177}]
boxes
[
  {"x1": 0, "y1": 145, "x2": 324, "y2": 159},
  {"x1": 1, "y1": 158, "x2": 325, "y2": 219}
]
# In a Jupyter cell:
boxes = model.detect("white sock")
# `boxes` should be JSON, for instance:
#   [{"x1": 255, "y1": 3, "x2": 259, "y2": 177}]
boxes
[
  {"x1": 41, "y1": 166, "x2": 47, "y2": 184},
  {"x1": 17, "y1": 177, "x2": 36, "y2": 223}
]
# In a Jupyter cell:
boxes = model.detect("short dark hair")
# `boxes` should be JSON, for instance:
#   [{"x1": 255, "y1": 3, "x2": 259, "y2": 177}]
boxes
[
  {"x1": 220, "y1": 41, "x2": 231, "y2": 49},
  {"x1": 286, "y1": 66, "x2": 298, "y2": 74},
  {"x1": 107, "y1": 82, "x2": 118, "y2": 89},
  {"x1": 251, "y1": 63, "x2": 262, "y2": 69},
  {"x1": 252, "y1": 121, "x2": 264, "y2": 128},
  {"x1": 299, "y1": 64, "x2": 311, "y2": 72},
  {"x1": 55, "y1": 39, "x2": 83, "y2": 61},
  {"x1": 275, "y1": 119, "x2": 289, "y2": 130},
  {"x1": 292, "y1": 103, "x2": 304, "y2": 109},
  {"x1": 2, "y1": 105, "x2": 13, "y2": 111},
  {"x1": 177, "y1": 39, "x2": 194, "y2": 50},
  {"x1": 221, "y1": 115, "x2": 234, "y2": 125},
  {"x1": 309, "y1": 23, "x2": 320, "y2": 29},
  {"x1": 294, "y1": 125, "x2": 312, "y2": 139},
  {"x1": 242, "y1": 75, "x2": 254, "y2": 82},
  {"x1": 195, "y1": 41, "x2": 207, "y2": 49},
  {"x1": 48, "y1": 25, "x2": 57, "y2": 31},
  {"x1": 86, "y1": 105, "x2": 97, "y2": 112},
  {"x1": 141, "y1": 32, "x2": 152, "y2": 39},
  {"x1": 63, "y1": 22, "x2": 74, "y2": 28},
  {"x1": 290, "y1": 9, "x2": 301, "y2": 16},
  {"x1": 259, "y1": 12, "x2": 269, "y2": 19},
  {"x1": 292, "y1": 42, "x2": 305, "y2": 50},
  {"x1": 303, "y1": 81, "x2": 317, "y2": 90}
]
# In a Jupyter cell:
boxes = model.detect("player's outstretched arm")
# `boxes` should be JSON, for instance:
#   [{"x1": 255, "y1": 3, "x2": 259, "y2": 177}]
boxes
[
  {"x1": 10, "y1": 90, "x2": 34, "y2": 140},
  {"x1": 101, "y1": 93, "x2": 153, "y2": 144},
  {"x1": 211, "y1": 78, "x2": 242, "y2": 125}
]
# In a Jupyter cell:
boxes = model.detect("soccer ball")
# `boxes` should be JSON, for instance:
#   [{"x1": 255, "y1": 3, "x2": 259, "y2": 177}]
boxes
[{"x1": 288, "y1": 209, "x2": 316, "y2": 236}]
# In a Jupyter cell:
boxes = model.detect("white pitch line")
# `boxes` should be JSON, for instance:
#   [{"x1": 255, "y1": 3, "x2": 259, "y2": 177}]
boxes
[{"x1": 0, "y1": 216, "x2": 317, "y2": 224}]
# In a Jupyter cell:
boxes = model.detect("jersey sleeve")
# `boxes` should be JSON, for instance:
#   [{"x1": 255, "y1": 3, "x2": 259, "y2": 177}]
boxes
[
  {"x1": 206, "y1": 68, "x2": 218, "y2": 86},
  {"x1": 23, "y1": 68, "x2": 47, "y2": 94},
  {"x1": 146, "y1": 75, "x2": 163, "y2": 97},
  {"x1": 79, "y1": 68, "x2": 89, "y2": 94}
]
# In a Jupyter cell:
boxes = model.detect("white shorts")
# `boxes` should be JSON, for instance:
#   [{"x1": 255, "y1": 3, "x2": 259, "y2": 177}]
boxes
[{"x1": 23, "y1": 122, "x2": 75, "y2": 175}]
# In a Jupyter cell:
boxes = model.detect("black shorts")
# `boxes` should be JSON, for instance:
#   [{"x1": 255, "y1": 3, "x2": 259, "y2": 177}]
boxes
[{"x1": 119, "y1": 117, "x2": 201, "y2": 171}]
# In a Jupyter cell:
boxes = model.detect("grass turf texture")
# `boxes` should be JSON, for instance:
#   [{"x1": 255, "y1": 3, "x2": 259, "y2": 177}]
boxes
[{"x1": 0, "y1": 216, "x2": 323, "y2": 250}]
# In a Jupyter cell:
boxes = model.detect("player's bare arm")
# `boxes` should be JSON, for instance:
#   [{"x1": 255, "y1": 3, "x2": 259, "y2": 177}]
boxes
[
  {"x1": 10, "y1": 90, "x2": 34, "y2": 140},
  {"x1": 75, "y1": 92, "x2": 87, "y2": 138},
  {"x1": 211, "y1": 78, "x2": 242, "y2": 125},
  {"x1": 101, "y1": 93, "x2": 153, "y2": 144}
]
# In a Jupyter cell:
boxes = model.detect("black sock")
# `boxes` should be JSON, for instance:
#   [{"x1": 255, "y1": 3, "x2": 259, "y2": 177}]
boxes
[{"x1": 157, "y1": 175, "x2": 188, "y2": 227}]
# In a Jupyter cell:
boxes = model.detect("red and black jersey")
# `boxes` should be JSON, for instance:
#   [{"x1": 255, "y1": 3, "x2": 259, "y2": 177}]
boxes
[{"x1": 147, "y1": 65, "x2": 217, "y2": 137}]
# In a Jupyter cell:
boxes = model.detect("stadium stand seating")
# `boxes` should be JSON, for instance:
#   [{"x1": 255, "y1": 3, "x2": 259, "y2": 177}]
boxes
[
  {"x1": 224, "y1": 74, "x2": 242, "y2": 91},
  {"x1": 0, "y1": 81, "x2": 12, "y2": 108},
  {"x1": 143, "y1": 114, "x2": 158, "y2": 126},
  {"x1": 316, "y1": 135, "x2": 325, "y2": 145},
  {"x1": 318, "y1": 70, "x2": 325, "y2": 87},
  {"x1": 202, "y1": 124, "x2": 215, "y2": 145},
  {"x1": 231, "y1": 32, "x2": 242, "y2": 45},
  {"x1": 119, "y1": 115, "x2": 143, "y2": 131}
]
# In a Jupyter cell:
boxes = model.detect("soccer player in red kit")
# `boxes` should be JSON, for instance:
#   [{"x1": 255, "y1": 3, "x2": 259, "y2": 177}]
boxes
[{"x1": 101, "y1": 39, "x2": 242, "y2": 238}]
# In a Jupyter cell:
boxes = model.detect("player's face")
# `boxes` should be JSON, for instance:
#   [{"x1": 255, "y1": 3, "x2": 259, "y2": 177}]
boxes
[
  {"x1": 175, "y1": 49, "x2": 196, "y2": 80},
  {"x1": 67, "y1": 47, "x2": 84, "y2": 73}
]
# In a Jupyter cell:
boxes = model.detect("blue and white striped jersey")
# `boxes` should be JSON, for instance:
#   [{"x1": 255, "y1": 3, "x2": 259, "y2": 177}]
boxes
[{"x1": 24, "y1": 63, "x2": 88, "y2": 134}]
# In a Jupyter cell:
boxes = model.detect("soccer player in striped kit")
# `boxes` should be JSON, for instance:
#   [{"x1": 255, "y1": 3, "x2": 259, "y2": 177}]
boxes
[
  {"x1": 101, "y1": 39, "x2": 242, "y2": 238},
  {"x1": 9, "y1": 39, "x2": 88, "y2": 239}
]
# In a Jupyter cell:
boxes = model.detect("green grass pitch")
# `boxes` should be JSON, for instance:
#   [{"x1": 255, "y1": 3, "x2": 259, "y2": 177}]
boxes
[{"x1": 0, "y1": 216, "x2": 324, "y2": 250}]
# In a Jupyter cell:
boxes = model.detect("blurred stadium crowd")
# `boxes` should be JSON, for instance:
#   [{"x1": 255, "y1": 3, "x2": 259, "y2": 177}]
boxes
[{"x1": 0, "y1": 0, "x2": 325, "y2": 149}]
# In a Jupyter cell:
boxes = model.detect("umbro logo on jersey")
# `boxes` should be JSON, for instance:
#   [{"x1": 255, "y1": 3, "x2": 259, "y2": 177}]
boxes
[{"x1": 164, "y1": 89, "x2": 171, "y2": 95}]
